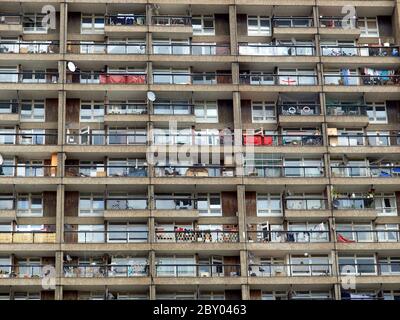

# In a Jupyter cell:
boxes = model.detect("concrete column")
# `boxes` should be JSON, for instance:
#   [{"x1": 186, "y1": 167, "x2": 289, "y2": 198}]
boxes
[
  {"x1": 229, "y1": 5, "x2": 238, "y2": 56},
  {"x1": 59, "y1": 2, "x2": 68, "y2": 55},
  {"x1": 147, "y1": 61, "x2": 153, "y2": 85},
  {"x1": 149, "y1": 250, "x2": 156, "y2": 299},
  {"x1": 56, "y1": 184, "x2": 65, "y2": 243},
  {"x1": 57, "y1": 90, "x2": 66, "y2": 146},
  {"x1": 240, "y1": 250, "x2": 248, "y2": 278},
  {"x1": 241, "y1": 284, "x2": 250, "y2": 300},
  {"x1": 55, "y1": 251, "x2": 63, "y2": 300},
  {"x1": 231, "y1": 62, "x2": 239, "y2": 85},
  {"x1": 150, "y1": 284, "x2": 156, "y2": 300},
  {"x1": 394, "y1": 1, "x2": 400, "y2": 43},
  {"x1": 237, "y1": 185, "x2": 246, "y2": 243}
]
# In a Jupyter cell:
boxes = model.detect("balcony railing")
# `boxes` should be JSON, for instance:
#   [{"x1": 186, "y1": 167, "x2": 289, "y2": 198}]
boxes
[
  {"x1": 155, "y1": 264, "x2": 241, "y2": 277},
  {"x1": 65, "y1": 165, "x2": 147, "y2": 178},
  {"x1": 243, "y1": 134, "x2": 323, "y2": 146},
  {"x1": 329, "y1": 135, "x2": 400, "y2": 147},
  {"x1": 273, "y1": 17, "x2": 314, "y2": 28},
  {"x1": 285, "y1": 198, "x2": 328, "y2": 210},
  {"x1": 278, "y1": 104, "x2": 321, "y2": 116},
  {"x1": 244, "y1": 166, "x2": 325, "y2": 177},
  {"x1": 0, "y1": 72, "x2": 58, "y2": 83},
  {"x1": 324, "y1": 74, "x2": 400, "y2": 86},
  {"x1": 338, "y1": 263, "x2": 400, "y2": 276},
  {"x1": 0, "y1": 230, "x2": 56, "y2": 243},
  {"x1": 152, "y1": 15, "x2": 192, "y2": 26},
  {"x1": 63, "y1": 264, "x2": 149, "y2": 277},
  {"x1": 105, "y1": 103, "x2": 148, "y2": 115},
  {"x1": 239, "y1": 73, "x2": 318, "y2": 85},
  {"x1": 336, "y1": 230, "x2": 400, "y2": 243},
  {"x1": 64, "y1": 230, "x2": 148, "y2": 243},
  {"x1": 238, "y1": 44, "x2": 315, "y2": 56},
  {"x1": 0, "y1": 101, "x2": 19, "y2": 113},
  {"x1": 66, "y1": 72, "x2": 147, "y2": 84},
  {"x1": 106, "y1": 197, "x2": 148, "y2": 210},
  {"x1": 0, "y1": 14, "x2": 21, "y2": 25},
  {"x1": 321, "y1": 45, "x2": 399, "y2": 57},
  {"x1": 153, "y1": 133, "x2": 229, "y2": 146},
  {"x1": 155, "y1": 230, "x2": 239, "y2": 243},
  {"x1": 154, "y1": 196, "x2": 197, "y2": 210},
  {"x1": 0, "y1": 132, "x2": 58, "y2": 145},
  {"x1": 0, "y1": 197, "x2": 14, "y2": 210},
  {"x1": 248, "y1": 264, "x2": 332, "y2": 276},
  {"x1": 153, "y1": 103, "x2": 194, "y2": 115},
  {"x1": 247, "y1": 230, "x2": 330, "y2": 243},
  {"x1": 330, "y1": 166, "x2": 400, "y2": 178},
  {"x1": 0, "y1": 264, "x2": 51, "y2": 278},
  {"x1": 65, "y1": 133, "x2": 147, "y2": 145},
  {"x1": 152, "y1": 72, "x2": 232, "y2": 85},
  {"x1": 154, "y1": 165, "x2": 235, "y2": 177},
  {"x1": 0, "y1": 41, "x2": 59, "y2": 54},
  {"x1": 326, "y1": 105, "x2": 368, "y2": 116},
  {"x1": 332, "y1": 198, "x2": 375, "y2": 210},
  {"x1": 0, "y1": 165, "x2": 57, "y2": 177},
  {"x1": 67, "y1": 41, "x2": 146, "y2": 55},
  {"x1": 319, "y1": 17, "x2": 357, "y2": 29},
  {"x1": 105, "y1": 14, "x2": 146, "y2": 26},
  {"x1": 152, "y1": 43, "x2": 230, "y2": 55}
]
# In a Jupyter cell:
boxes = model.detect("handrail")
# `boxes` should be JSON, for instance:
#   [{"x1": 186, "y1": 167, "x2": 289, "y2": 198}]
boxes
[
  {"x1": 336, "y1": 230, "x2": 400, "y2": 242},
  {"x1": 63, "y1": 264, "x2": 149, "y2": 277},
  {"x1": 338, "y1": 263, "x2": 400, "y2": 275},
  {"x1": 155, "y1": 230, "x2": 239, "y2": 243},
  {"x1": 0, "y1": 72, "x2": 58, "y2": 83},
  {"x1": 247, "y1": 230, "x2": 330, "y2": 242},
  {"x1": 330, "y1": 166, "x2": 400, "y2": 177},
  {"x1": 63, "y1": 230, "x2": 148, "y2": 243},
  {"x1": 244, "y1": 165, "x2": 325, "y2": 177},
  {"x1": 239, "y1": 73, "x2": 318, "y2": 85},
  {"x1": 249, "y1": 263, "x2": 332, "y2": 276},
  {"x1": 323, "y1": 74, "x2": 400, "y2": 85},
  {"x1": 155, "y1": 264, "x2": 241, "y2": 277},
  {"x1": 0, "y1": 264, "x2": 52, "y2": 278}
]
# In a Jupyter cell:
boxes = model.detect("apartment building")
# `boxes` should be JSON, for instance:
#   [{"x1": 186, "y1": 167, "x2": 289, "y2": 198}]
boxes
[{"x1": 0, "y1": 0, "x2": 399, "y2": 301}]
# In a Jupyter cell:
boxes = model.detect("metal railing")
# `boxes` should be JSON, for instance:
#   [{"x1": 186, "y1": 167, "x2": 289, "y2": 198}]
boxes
[
  {"x1": 0, "y1": 198, "x2": 14, "y2": 210},
  {"x1": 105, "y1": 15, "x2": 146, "y2": 26},
  {"x1": 105, "y1": 103, "x2": 148, "y2": 115},
  {"x1": 153, "y1": 103, "x2": 194, "y2": 115},
  {"x1": 66, "y1": 72, "x2": 147, "y2": 84},
  {"x1": 0, "y1": 101, "x2": 19, "y2": 113},
  {"x1": 67, "y1": 41, "x2": 146, "y2": 55},
  {"x1": 323, "y1": 74, "x2": 400, "y2": 86},
  {"x1": 239, "y1": 73, "x2": 318, "y2": 85},
  {"x1": 0, "y1": 72, "x2": 58, "y2": 83},
  {"x1": 243, "y1": 134, "x2": 323, "y2": 146},
  {"x1": 0, "y1": 264, "x2": 52, "y2": 278},
  {"x1": 0, "y1": 14, "x2": 21, "y2": 25},
  {"x1": 284, "y1": 198, "x2": 328, "y2": 210},
  {"x1": 273, "y1": 17, "x2": 314, "y2": 28},
  {"x1": 326, "y1": 105, "x2": 368, "y2": 116},
  {"x1": 153, "y1": 133, "x2": 230, "y2": 146},
  {"x1": 155, "y1": 264, "x2": 240, "y2": 277},
  {"x1": 152, "y1": 72, "x2": 232, "y2": 85},
  {"x1": 329, "y1": 135, "x2": 400, "y2": 147},
  {"x1": 244, "y1": 166, "x2": 325, "y2": 177},
  {"x1": 0, "y1": 165, "x2": 57, "y2": 177},
  {"x1": 338, "y1": 263, "x2": 400, "y2": 276},
  {"x1": 321, "y1": 45, "x2": 399, "y2": 57},
  {"x1": 0, "y1": 230, "x2": 56, "y2": 243},
  {"x1": 0, "y1": 41, "x2": 59, "y2": 54},
  {"x1": 247, "y1": 230, "x2": 330, "y2": 243},
  {"x1": 278, "y1": 104, "x2": 321, "y2": 116},
  {"x1": 154, "y1": 165, "x2": 236, "y2": 177},
  {"x1": 319, "y1": 17, "x2": 357, "y2": 29},
  {"x1": 64, "y1": 230, "x2": 148, "y2": 243},
  {"x1": 336, "y1": 230, "x2": 400, "y2": 242},
  {"x1": 65, "y1": 133, "x2": 147, "y2": 145},
  {"x1": 0, "y1": 132, "x2": 58, "y2": 145},
  {"x1": 152, "y1": 43, "x2": 230, "y2": 55},
  {"x1": 238, "y1": 44, "x2": 315, "y2": 56},
  {"x1": 154, "y1": 196, "x2": 197, "y2": 210},
  {"x1": 155, "y1": 230, "x2": 239, "y2": 243},
  {"x1": 248, "y1": 264, "x2": 332, "y2": 276},
  {"x1": 152, "y1": 15, "x2": 192, "y2": 26},
  {"x1": 332, "y1": 198, "x2": 375, "y2": 210},
  {"x1": 65, "y1": 165, "x2": 147, "y2": 177},
  {"x1": 63, "y1": 264, "x2": 149, "y2": 277},
  {"x1": 330, "y1": 166, "x2": 400, "y2": 178},
  {"x1": 105, "y1": 197, "x2": 148, "y2": 210}
]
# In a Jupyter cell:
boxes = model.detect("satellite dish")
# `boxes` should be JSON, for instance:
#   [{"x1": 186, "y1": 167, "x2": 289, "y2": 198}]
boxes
[
  {"x1": 147, "y1": 91, "x2": 156, "y2": 102},
  {"x1": 0, "y1": 154, "x2": 3, "y2": 165},
  {"x1": 67, "y1": 61, "x2": 77, "y2": 72}
]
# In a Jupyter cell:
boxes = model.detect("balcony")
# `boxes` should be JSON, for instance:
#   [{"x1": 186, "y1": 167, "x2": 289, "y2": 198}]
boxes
[
  {"x1": 247, "y1": 230, "x2": 330, "y2": 243},
  {"x1": 321, "y1": 45, "x2": 399, "y2": 58},
  {"x1": 0, "y1": 264, "x2": 50, "y2": 278},
  {"x1": 104, "y1": 15, "x2": 146, "y2": 35},
  {"x1": 272, "y1": 17, "x2": 315, "y2": 37},
  {"x1": 0, "y1": 41, "x2": 59, "y2": 54},
  {"x1": 155, "y1": 264, "x2": 241, "y2": 277},
  {"x1": 151, "y1": 15, "x2": 192, "y2": 36},
  {"x1": 66, "y1": 72, "x2": 147, "y2": 85},
  {"x1": 284, "y1": 198, "x2": 330, "y2": 220},
  {"x1": 239, "y1": 73, "x2": 318, "y2": 87},
  {"x1": 328, "y1": 135, "x2": 400, "y2": 148},
  {"x1": 338, "y1": 263, "x2": 400, "y2": 277},
  {"x1": 104, "y1": 103, "x2": 148, "y2": 125},
  {"x1": 63, "y1": 264, "x2": 149, "y2": 278},
  {"x1": 0, "y1": 197, "x2": 15, "y2": 221},
  {"x1": 248, "y1": 263, "x2": 332, "y2": 277},
  {"x1": 244, "y1": 166, "x2": 325, "y2": 178},
  {"x1": 0, "y1": 132, "x2": 58, "y2": 145},
  {"x1": 67, "y1": 42, "x2": 146, "y2": 56},
  {"x1": 0, "y1": 230, "x2": 56, "y2": 244},
  {"x1": 319, "y1": 17, "x2": 360, "y2": 39},
  {"x1": 277, "y1": 104, "x2": 323, "y2": 125},
  {"x1": 336, "y1": 230, "x2": 400, "y2": 243},
  {"x1": 333, "y1": 198, "x2": 380, "y2": 219},
  {"x1": 330, "y1": 166, "x2": 400, "y2": 178},
  {"x1": 155, "y1": 230, "x2": 239, "y2": 243},
  {"x1": 152, "y1": 72, "x2": 232, "y2": 87},
  {"x1": 65, "y1": 133, "x2": 147, "y2": 146},
  {"x1": 154, "y1": 165, "x2": 236, "y2": 178},
  {"x1": 0, "y1": 72, "x2": 59, "y2": 86},
  {"x1": 0, "y1": 102, "x2": 19, "y2": 124},
  {"x1": 152, "y1": 43, "x2": 230, "y2": 56},
  {"x1": 0, "y1": 14, "x2": 22, "y2": 35},
  {"x1": 238, "y1": 44, "x2": 315, "y2": 56},
  {"x1": 0, "y1": 165, "x2": 57, "y2": 178},
  {"x1": 243, "y1": 134, "x2": 323, "y2": 147},
  {"x1": 326, "y1": 105, "x2": 369, "y2": 127},
  {"x1": 323, "y1": 74, "x2": 400, "y2": 87},
  {"x1": 64, "y1": 230, "x2": 148, "y2": 244},
  {"x1": 65, "y1": 165, "x2": 147, "y2": 178},
  {"x1": 153, "y1": 196, "x2": 198, "y2": 219},
  {"x1": 153, "y1": 132, "x2": 226, "y2": 146}
]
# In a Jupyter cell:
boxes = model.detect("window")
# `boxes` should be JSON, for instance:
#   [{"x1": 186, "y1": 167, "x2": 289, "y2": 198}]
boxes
[
  {"x1": 156, "y1": 256, "x2": 196, "y2": 277},
  {"x1": 288, "y1": 222, "x2": 329, "y2": 242},
  {"x1": 291, "y1": 291, "x2": 331, "y2": 300},
  {"x1": 366, "y1": 102, "x2": 387, "y2": 123},
  {"x1": 262, "y1": 291, "x2": 288, "y2": 300},
  {"x1": 192, "y1": 15, "x2": 215, "y2": 35},
  {"x1": 108, "y1": 128, "x2": 146, "y2": 145},
  {"x1": 284, "y1": 158, "x2": 323, "y2": 177},
  {"x1": 22, "y1": 70, "x2": 46, "y2": 83},
  {"x1": 19, "y1": 129, "x2": 45, "y2": 145},
  {"x1": 376, "y1": 224, "x2": 399, "y2": 242},
  {"x1": 256, "y1": 194, "x2": 282, "y2": 216},
  {"x1": 17, "y1": 193, "x2": 43, "y2": 217},
  {"x1": 78, "y1": 225, "x2": 105, "y2": 243},
  {"x1": 79, "y1": 193, "x2": 104, "y2": 216},
  {"x1": 18, "y1": 258, "x2": 41, "y2": 277},
  {"x1": 198, "y1": 193, "x2": 222, "y2": 216},
  {"x1": 336, "y1": 223, "x2": 373, "y2": 242},
  {"x1": 20, "y1": 100, "x2": 45, "y2": 121},
  {"x1": 375, "y1": 193, "x2": 397, "y2": 216},
  {"x1": 1, "y1": 158, "x2": 15, "y2": 176},
  {"x1": 194, "y1": 101, "x2": 218, "y2": 123},
  {"x1": 198, "y1": 292, "x2": 225, "y2": 300},
  {"x1": 23, "y1": 14, "x2": 47, "y2": 33},
  {"x1": 290, "y1": 255, "x2": 330, "y2": 276},
  {"x1": 279, "y1": 68, "x2": 316, "y2": 85},
  {"x1": 14, "y1": 292, "x2": 41, "y2": 300},
  {"x1": 80, "y1": 101, "x2": 104, "y2": 122},
  {"x1": 357, "y1": 17, "x2": 379, "y2": 37},
  {"x1": 0, "y1": 194, "x2": 13, "y2": 210},
  {"x1": 0, "y1": 67, "x2": 18, "y2": 83},
  {"x1": 16, "y1": 160, "x2": 44, "y2": 177},
  {"x1": 379, "y1": 257, "x2": 400, "y2": 275},
  {"x1": 107, "y1": 223, "x2": 148, "y2": 243},
  {"x1": 153, "y1": 39, "x2": 190, "y2": 55},
  {"x1": 107, "y1": 38, "x2": 145, "y2": 54},
  {"x1": 153, "y1": 68, "x2": 190, "y2": 84},
  {"x1": 251, "y1": 101, "x2": 276, "y2": 122},
  {"x1": 107, "y1": 193, "x2": 147, "y2": 210},
  {"x1": 107, "y1": 158, "x2": 146, "y2": 177},
  {"x1": 81, "y1": 14, "x2": 104, "y2": 34},
  {"x1": 0, "y1": 256, "x2": 11, "y2": 277},
  {"x1": 153, "y1": 100, "x2": 191, "y2": 115},
  {"x1": 339, "y1": 255, "x2": 376, "y2": 275},
  {"x1": 247, "y1": 16, "x2": 271, "y2": 36},
  {"x1": 0, "y1": 100, "x2": 17, "y2": 113}
]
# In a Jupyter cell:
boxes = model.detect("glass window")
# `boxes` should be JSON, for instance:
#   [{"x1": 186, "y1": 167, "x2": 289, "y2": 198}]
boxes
[
  {"x1": 194, "y1": 101, "x2": 218, "y2": 123},
  {"x1": 198, "y1": 193, "x2": 222, "y2": 216},
  {"x1": 247, "y1": 16, "x2": 271, "y2": 36},
  {"x1": 256, "y1": 194, "x2": 282, "y2": 216},
  {"x1": 251, "y1": 101, "x2": 276, "y2": 122},
  {"x1": 20, "y1": 100, "x2": 45, "y2": 121}
]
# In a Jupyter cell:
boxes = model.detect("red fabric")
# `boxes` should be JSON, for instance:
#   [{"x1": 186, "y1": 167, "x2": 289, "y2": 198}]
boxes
[
  {"x1": 337, "y1": 233, "x2": 356, "y2": 243},
  {"x1": 108, "y1": 75, "x2": 126, "y2": 84},
  {"x1": 127, "y1": 75, "x2": 146, "y2": 84},
  {"x1": 99, "y1": 74, "x2": 108, "y2": 84},
  {"x1": 263, "y1": 136, "x2": 273, "y2": 146},
  {"x1": 244, "y1": 135, "x2": 262, "y2": 145}
]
